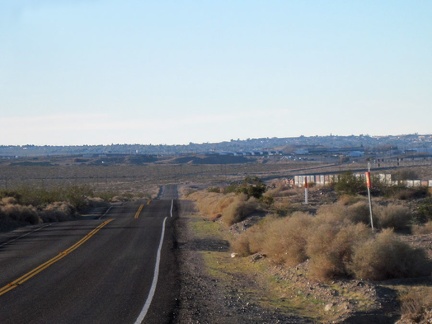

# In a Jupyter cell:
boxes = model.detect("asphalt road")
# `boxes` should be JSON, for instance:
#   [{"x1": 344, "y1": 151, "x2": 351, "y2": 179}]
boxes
[{"x1": 0, "y1": 185, "x2": 179, "y2": 324}]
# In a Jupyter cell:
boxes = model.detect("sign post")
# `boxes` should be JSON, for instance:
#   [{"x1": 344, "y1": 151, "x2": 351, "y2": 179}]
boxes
[{"x1": 366, "y1": 163, "x2": 374, "y2": 231}]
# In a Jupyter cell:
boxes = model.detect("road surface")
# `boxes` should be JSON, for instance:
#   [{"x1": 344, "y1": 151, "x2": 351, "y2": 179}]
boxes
[{"x1": 0, "y1": 185, "x2": 179, "y2": 324}]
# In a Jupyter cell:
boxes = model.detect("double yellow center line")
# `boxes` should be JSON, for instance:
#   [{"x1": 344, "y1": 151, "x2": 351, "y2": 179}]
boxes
[
  {"x1": 0, "y1": 218, "x2": 114, "y2": 297},
  {"x1": 134, "y1": 200, "x2": 151, "y2": 219},
  {"x1": 134, "y1": 204, "x2": 144, "y2": 219}
]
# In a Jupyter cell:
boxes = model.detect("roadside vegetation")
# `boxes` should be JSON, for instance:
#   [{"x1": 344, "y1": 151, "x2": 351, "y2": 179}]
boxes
[
  {"x1": 186, "y1": 172, "x2": 432, "y2": 321},
  {"x1": 0, "y1": 185, "x2": 137, "y2": 232}
]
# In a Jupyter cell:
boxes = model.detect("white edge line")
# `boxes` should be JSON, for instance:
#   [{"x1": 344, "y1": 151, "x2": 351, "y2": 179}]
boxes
[
  {"x1": 134, "y1": 216, "x2": 168, "y2": 324},
  {"x1": 99, "y1": 206, "x2": 113, "y2": 219},
  {"x1": 170, "y1": 199, "x2": 174, "y2": 218}
]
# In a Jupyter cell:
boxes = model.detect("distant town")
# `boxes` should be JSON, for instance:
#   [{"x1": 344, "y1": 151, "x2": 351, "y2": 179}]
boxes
[{"x1": 1, "y1": 134, "x2": 432, "y2": 163}]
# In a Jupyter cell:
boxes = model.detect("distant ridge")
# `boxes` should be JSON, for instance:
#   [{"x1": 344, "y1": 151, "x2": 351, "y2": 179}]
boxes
[{"x1": 1, "y1": 134, "x2": 431, "y2": 157}]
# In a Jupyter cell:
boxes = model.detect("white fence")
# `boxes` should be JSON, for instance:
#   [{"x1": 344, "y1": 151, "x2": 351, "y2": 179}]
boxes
[{"x1": 294, "y1": 174, "x2": 432, "y2": 188}]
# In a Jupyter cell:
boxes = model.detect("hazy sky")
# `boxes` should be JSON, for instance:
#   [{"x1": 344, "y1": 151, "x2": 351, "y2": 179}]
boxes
[{"x1": 1, "y1": 1, "x2": 431, "y2": 145}]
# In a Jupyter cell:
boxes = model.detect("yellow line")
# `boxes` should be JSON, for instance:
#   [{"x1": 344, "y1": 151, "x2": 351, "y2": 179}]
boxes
[
  {"x1": 0, "y1": 218, "x2": 114, "y2": 297},
  {"x1": 134, "y1": 204, "x2": 145, "y2": 219}
]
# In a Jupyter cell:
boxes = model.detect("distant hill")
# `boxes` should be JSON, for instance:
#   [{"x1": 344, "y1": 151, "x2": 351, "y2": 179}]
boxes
[{"x1": 1, "y1": 134, "x2": 431, "y2": 157}]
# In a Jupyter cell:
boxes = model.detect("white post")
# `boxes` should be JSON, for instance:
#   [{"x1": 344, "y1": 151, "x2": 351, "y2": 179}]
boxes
[
  {"x1": 304, "y1": 177, "x2": 309, "y2": 204},
  {"x1": 366, "y1": 163, "x2": 374, "y2": 231}
]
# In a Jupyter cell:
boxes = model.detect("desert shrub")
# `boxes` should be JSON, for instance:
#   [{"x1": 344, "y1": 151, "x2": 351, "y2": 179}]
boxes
[
  {"x1": 207, "y1": 187, "x2": 221, "y2": 193},
  {"x1": 222, "y1": 196, "x2": 259, "y2": 225},
  {"x1": 262, "y1": 212, "x2": 313, "y2": 266},
  {"x1": 231, "y1": 232, "x2": 253, "y2": 256},
  {"x1": 394, "y1": 186, "x2": 429, "y2": 200},
  {"x1": 86, "y1": 197, "x2": 109, "y2": 208},
  {"x1": 231, "y1": 216, "x2": 274, "y2": 257},
  {"x1": 62, "y1": 185, "x2": 94, "y2": 211},
  {"x1": 399, "y1": 287, "x2": 432, "y2": 323},
  {"x1": 346, "y1": 201, "x2": 371, "y2": 225},
  {"x1": 412, "y1": 221, "x2": 432, "y2": 235},
  {"x1": 40, "y1": 202, "x2": 76, "y2": 222},
  {"x1": 224, "y1": 176, "x2": 267, "y2": 199},
  {"x1": 307, "y1": 222, "x2": 372, "y2": 280},
  {"x1": 315, "y1": 200, "x2": 372, "y2": 227},
  {"x1": 393, "y1": 170, "x2": 420, "y2": 181},
  {"x1": 260, "y1": 195, "x2": 274, "y2": 207},
  {"x1": 374, "y1": 204, "x2": 412, "y2": 230},
  {"x1": 416, "y1": 198, "x2": 432, "y2": 223},
  {"x1": 350, "y1": 229, "x2": 432, "y2": 280},
  {"x1": 0, "y1": 190, "x2": 22, "y2": 201},
  {"x1": 0, "y1": 203, "x2": 40, "y2": 225},
  {"x1": 265, "y1": 185, "x2": 284, "y2": 198},
  {"x1": 333, "y1": 172, "x2": 365, "y2": 196},
  {"x1": 337, "y1": 194, "x2": 364, "y2": 206},
  {"x1": 189, "y1": 191, "x2": 237, "y2": 220},
  {"x1": 1, "y1": 197, "x2": 17, "y2": 205},
  {"x1": 315, "y1": 204, "x2": 346, "y2": 224},
  {"x1": 0, "y1": 185, "x2": 94, "y2": 211},
  {"x1": 271, "y1": 197, "x2": 298, "y2": 216}
]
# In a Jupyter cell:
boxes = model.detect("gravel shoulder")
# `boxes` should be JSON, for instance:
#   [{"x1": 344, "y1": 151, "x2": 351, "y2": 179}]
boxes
[{"x1": 174, "y1": 200, "x2": 310, "y2": 323}]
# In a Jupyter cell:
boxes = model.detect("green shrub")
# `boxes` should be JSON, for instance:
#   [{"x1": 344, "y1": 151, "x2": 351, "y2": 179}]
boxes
[
  {"x1": 416, "y1": 198, "x2": 432, "y2": 223},
  {"x1": 392, "y1": 170, "x2": 420, "y2": 181},
  {"x1": 350, "y1": 229, "x2": 432, "y2": 280},
  {"x1": 1, "y1": 185, "x2": 94, "y2": 210},
  {"x1": 207, "y1": 187, "x2": 221, "y2": 193},
  {"x1": 396, "y1": 187, "x2": 429, "y2": 200},
  {"x1": 260, "y1": 195, "x2": 274, "y2": 207},
  {"x1": 333, "y1": 172, "x2": 366, "y2": 196},
  {"x1": 224, "y1": 176, "x2": 267, "y2": 199}
]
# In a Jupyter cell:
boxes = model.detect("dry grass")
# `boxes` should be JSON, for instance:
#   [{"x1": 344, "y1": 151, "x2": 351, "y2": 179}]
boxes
[
  {"x1": 412, "y1": 221, "x2": 432, "y2": 235},
  {"x1": 337, "y1": 194, "x2": 365, "y2": 206},
  {"x1": 399, "y1": 287, "x2": 432, "y2": 322}
]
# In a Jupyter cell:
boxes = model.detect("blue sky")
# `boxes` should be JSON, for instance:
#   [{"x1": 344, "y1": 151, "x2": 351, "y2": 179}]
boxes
[{"x1": 1, "y1": 1, "x2": 431, "y2": 145}]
